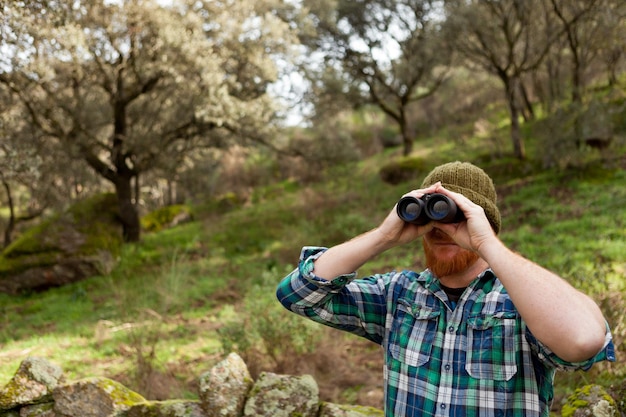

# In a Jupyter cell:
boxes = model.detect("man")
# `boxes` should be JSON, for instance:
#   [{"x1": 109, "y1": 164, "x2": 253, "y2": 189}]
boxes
[{"x1": 276, "y1": 161, "x2": 615, "y2": 417}]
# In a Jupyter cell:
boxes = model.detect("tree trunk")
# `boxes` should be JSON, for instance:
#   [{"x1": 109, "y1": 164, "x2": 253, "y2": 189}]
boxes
[
  {"x1": 571, "y1": 52, "x2": 582, "y2": 104},
  {"x1": 505, "y1": 78, "x2": 526, "y2": 160},
  {"x1": 2, "y1": 179, "x2": 16, "y2": 248},
  {"x1": 400, "y1": 112, "x2": 413, "y2": 156},
  {"x1": 114, "y1": 174, "x2": 141, "y2": 242},
  {"x1": 518, "y1": 79, "x2": 535, "y2": 122}
]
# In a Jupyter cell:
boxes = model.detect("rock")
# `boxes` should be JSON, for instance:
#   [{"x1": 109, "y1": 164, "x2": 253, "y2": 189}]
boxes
[
  {"x1": 127, "y1": 400, "x2": 205, "y2": 417},
  {"x1": 243, "y1": 372, "x2": 319, "y2": 417},
  {"x1": 198, "y1": 352, "x2": 252, "y2": 417},
  {"x1": 0, "y1": 193, "x2": 123, "y2": 294},
  {"x1": 52, "y1": 377, "x2": 145, "y2": 417},
  {"x1": 561, "y1": 384, "x2": 619, "y2": 417},
  {"x1": 319, "y1": 402, "x2": 384, "y2": 417},
  {"x1": 18, "y1": 402, "x2": 57, "y2": 417},
  {"x1": 0, "y1": 357, "x2": 64, "y2": 411}
]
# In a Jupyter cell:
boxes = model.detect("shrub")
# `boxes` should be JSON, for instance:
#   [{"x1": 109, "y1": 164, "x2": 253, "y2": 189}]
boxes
[
  {"x1": 141, "y1": 205, "x2": 193, "y2": 233},
  {"x1": 379, "y1": 156, "x2": 428, "y2": 185},
  {"x1": 217, "y1": 267, "x2": 323, "y2": 376}
]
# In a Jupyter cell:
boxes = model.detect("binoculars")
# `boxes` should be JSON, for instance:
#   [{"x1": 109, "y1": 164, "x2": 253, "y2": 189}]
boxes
[{"x1": 396, "y1": 193, "x2": 465, "y2": 225}]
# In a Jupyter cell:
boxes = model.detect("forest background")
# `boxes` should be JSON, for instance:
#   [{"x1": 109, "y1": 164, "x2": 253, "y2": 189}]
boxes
[{"x1": 0, "y1": 0, "x2": 625, "y2": 415}]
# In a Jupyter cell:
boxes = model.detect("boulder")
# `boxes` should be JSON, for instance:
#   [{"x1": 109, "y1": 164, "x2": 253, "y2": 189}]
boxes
[
  {"x1": 0, "y1": 193, "x2": 123, "y2": 294},
  {"x1": 52, "y1": 377, "x2": 145, "y2": 417},
  {"x1": 561, "y1": 384, "x2": 619, "y2": 417},
  {"x1": 243, "y1": 372, "x2": 319, "y2": 417},
  {"x1": 198, "y1": 352, "x2": 252, "y2": 417},
  {"x1": 0, "y1": 357, "x2": 64, "y2": 411},
  {"x1": 17, "y1": 402, "x2": 57, "y2": 417}
]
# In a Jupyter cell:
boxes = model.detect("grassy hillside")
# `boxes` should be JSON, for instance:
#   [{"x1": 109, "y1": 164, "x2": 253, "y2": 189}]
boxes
[{"x1": 0, "y1": 134, "x2": 625, "y2": 411}]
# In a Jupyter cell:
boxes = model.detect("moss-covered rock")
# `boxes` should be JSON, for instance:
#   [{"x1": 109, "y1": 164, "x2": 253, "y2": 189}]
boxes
[
  {"x1": 561, "y1": 384, "x2": 619, "y2": 417},
  {"x1": 0, "y1": 357, "x2": 64, "y2": 412},
  {"x1": 198, "y1": 352, "x2": 253, "y2": 417},
  {"x1": 17, "y1": 402, "x2": 55, "y2": 417},
  {"x1": 0, "y1": 193, "x2": 123, "y2": 294},
  {"x1": 243, "y1": 372, "x2": 319, "y2": 417},
  {"x1": 53, "y1": 377, "x2": 145, "y2": 417}
]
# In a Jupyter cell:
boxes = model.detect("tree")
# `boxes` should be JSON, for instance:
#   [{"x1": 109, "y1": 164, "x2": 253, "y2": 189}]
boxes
[
  {"x1": 0, "y1": 83, "x2": 104, "y2": 247},
  {"x1": 297, "y1": 0, "x2": 452, "y2": 156},
  {"x1": 0, "y1": 0, "x2": 298, "y2": 242},
  {"x1": 549, "y1": 0, "x2": 608, "y2": 104},
  {"x1": 444, "y1": 0, "x2": 558, "y2": 160}
]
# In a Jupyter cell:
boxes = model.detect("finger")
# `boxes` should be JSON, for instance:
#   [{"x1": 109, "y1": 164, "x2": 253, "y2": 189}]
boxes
[
  {"x1": 403, "y1": 182, "x2": 441, "y2": 199},
  {"x1": 432, "y1": 184, "x2": 477, "y2": 210}
]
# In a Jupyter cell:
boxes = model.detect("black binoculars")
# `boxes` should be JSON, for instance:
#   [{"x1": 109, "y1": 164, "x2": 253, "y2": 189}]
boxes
[{"x1": 396, "y1": 193, "x2": 465, "y2": 225}]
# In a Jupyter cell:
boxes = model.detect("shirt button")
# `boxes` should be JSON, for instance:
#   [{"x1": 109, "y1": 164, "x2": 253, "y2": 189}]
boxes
[
  {"x1": 448, "y1": 326, "x2": 455, "y2": 333},
  {"x1": 440, "y1": 404, "x2": 447, "y2": 409},
  {"x1": 444, "y1": 364, "x2": 451, "y2": 371}
]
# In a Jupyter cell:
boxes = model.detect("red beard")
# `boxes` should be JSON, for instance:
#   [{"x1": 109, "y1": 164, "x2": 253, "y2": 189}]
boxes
[{"x1": 422, "y1": 230, "x2": 480, "y2": 278}]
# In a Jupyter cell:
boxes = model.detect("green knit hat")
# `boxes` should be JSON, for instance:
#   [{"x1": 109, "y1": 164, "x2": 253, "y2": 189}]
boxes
[{"x1": 421, "y1": 161, "x2": 501, "y2": 234}]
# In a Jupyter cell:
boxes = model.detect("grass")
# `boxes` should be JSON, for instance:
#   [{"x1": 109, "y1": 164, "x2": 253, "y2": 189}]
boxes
[{"x1": 0, "y1": 131, "x2": 625, "y2": 412}]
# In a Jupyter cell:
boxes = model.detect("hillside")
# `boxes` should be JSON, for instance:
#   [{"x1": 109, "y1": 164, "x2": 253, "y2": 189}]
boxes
[{"x1": 0, "y1": 132, "x2": 625, "y2": 413}]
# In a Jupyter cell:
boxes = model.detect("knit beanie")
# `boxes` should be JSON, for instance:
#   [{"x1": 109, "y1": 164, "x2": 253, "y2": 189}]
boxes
[{"x1": 421, "y1": 161, "x2": 501, "y2": 234}]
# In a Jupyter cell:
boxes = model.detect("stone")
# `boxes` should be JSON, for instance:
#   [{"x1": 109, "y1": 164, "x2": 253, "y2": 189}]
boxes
[
  {"x1": 243, "y1": 372, "x2": 319, "y2": 417},
  {"x1": 0, "y1": 357, "x2": 64, "y2": 411},
  {"x1": 561, "y1": 384, "x2": 619, "y2": 417},
  {"x1": 319, "y1": 402, "x2": 384, "y2": 417},
  {"x1": 19, "y1": 402, "x2": 57, "y2": 417},
  {"x1": 198, "y1": 352, "x2": 252, "y2": 417},
  {"x1": 52, "y1": 377, "x2": 145, "y2": 417},
  {"x1": 127, "y1": 400, "x2": 205, "y2": 417},
  {"x1": 0, "y1": 193, "x2": 123, "y2": 294}
]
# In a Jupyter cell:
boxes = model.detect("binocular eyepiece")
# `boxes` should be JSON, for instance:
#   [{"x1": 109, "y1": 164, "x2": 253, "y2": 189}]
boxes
[{"x1": 396, "y1": 193, "x2": 465, "y2": 225}]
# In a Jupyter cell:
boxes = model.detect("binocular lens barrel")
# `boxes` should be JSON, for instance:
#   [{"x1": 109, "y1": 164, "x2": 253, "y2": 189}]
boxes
[
  {"x1": 396, "y1": 193, "x2": 465, "y2": 225},
  {"x1": 429, "y1": 200, "x2": 452, "y2": 220},
  {"x1": 396, "y1": 196, "x2": 429, "y2": 225},
  {"x1": 403, "y1": 201, "x2": 421, "y2": 218}
]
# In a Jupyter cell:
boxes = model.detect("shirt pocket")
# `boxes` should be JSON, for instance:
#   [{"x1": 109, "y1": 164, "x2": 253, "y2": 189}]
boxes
[
  {"x1": 388, "y1": 300, "x2": 440, "y2": 367},
  {"x1": 465, "y1": 312, "x2": 518, "y2": 381}
]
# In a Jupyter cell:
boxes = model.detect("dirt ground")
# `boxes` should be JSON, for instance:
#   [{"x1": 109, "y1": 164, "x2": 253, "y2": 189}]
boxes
[{"x1": 262, "y1": 330, "x2": 386, "y2": 409}]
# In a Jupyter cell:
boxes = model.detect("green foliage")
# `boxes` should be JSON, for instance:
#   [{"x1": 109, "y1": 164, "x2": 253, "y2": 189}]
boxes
[
  {"x1": 1, "y1": 92, "x2": 625, "y2": 410},
  {"x1": 141, "y1": 204, "x2": 193, "y2": 233},
  {"x1": 379, "y1": 156, "x2": 429, "y2": 185},
  {"x1": 217, "y1": 268, "x2": 323, "y2": 371}
]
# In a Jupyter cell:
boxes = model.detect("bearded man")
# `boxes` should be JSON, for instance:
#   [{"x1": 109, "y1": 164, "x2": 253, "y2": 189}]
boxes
[{"x1": 276, "y1": 161, "x2": 614, "y2": 417}]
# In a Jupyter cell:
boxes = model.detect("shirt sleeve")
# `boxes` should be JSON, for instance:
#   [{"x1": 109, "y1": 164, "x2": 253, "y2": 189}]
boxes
[
  {"x1": 275, "y1": 246, "x2": 389, "y2": 345},
  {"x1": 526, "y1": 322, "x2": 616, "y2": 371}
]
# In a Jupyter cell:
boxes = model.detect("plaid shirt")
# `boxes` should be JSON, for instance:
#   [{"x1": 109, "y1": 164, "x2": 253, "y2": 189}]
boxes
[{"x1": 276, "y1": 247, "x2": 615, "y2": 417}]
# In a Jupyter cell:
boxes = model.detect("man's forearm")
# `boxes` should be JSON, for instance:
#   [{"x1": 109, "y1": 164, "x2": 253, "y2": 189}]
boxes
[
  {"x1": 478, "y1": 237, "x2": 607, "y2": 362},
  {"x1": 312, "y1": 228, "x2": 395, "y2": 280}
]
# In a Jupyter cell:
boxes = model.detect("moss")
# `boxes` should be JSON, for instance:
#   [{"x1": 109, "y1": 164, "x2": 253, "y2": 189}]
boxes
[
  {"x1": 379, "y1": 156, "x2": 428, "y2": 185},
  {"x1": 141, "y1": 205, "x2": 192, "y2": 233},
  {"x1": 0, "y1": 193, "x2": 123, "y2": 284},
  {"x1": 18, "y1": 402, "x2": 54, "y2": 417},
  {"x1": 562, "y1": 385, "x2": 618, "y2": 417},
  {"x1": 92, "y1": 377, "x2": 146, "y2": 407}
]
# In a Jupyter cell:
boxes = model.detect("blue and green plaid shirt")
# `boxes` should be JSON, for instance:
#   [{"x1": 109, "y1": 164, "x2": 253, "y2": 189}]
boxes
[{"x1": 276, "y1": 247, "x2": 615, "y2": 417}]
